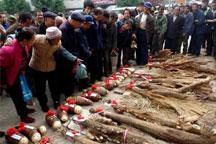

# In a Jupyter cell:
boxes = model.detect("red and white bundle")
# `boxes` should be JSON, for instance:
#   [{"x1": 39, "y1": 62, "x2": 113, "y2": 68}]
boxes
[
  {"x1": 18, "y1": 122, "x2": 42, "y2": 143},
  {"x1": 45, "y1": 110, "x2": 62, "y2": 130},
  {"x1": 91, "y1": 84, "x2": 108, "y2": 96},
  {"x1": 81, "y1": 91, "x2": 101, "y2": 102},
  {"x1": 57, "y1": 105, "x2": 70, "y2": 123},
  {"x1": 5, "y1": 127, "x2": 29, "y2": 144},
  {"x1": 65, "y1": 98, "x2": 83, "y2": 115},
  {"x1": 72, "y1": 96, "x2": 93, "y2": 106}
]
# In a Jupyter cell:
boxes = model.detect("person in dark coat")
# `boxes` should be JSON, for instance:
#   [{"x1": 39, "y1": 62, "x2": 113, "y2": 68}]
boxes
[
  {"x1": 165, "y1": 6, "x2": 184, "y2": 54},
  {"x1": 75, "y1": 15, "x2": 93, "y2": 62},
  {"x1": 85, "y1": 8, "x2": 104, "y2": 83},
  {"x1": 38, "y1": 11, "x2": 57, "y2": 34},
  {"x1": 117, "y1": 10, "x2": 133, "y2": 68},
  {"x1": 75, "y1": 15, "x2": 93, "y2": 90},
  {"x1": 59, "y1": 12, "x2": 84, "y2": 96},
  {"x1": 182, "y1": 5, "x2": 194, "y2": 54},
  {"x1": 135, "y1": 2, "x2": 153, "y2": 65},
  {"x1": 102, "y1": 11, "x2": 118, "y2": 75},
  {"x1": 205, "y1": 1, "x2": 216, "y2": 56},
  {"x1": 189, "y1": 3, "x2": 206, "y2": 56}
]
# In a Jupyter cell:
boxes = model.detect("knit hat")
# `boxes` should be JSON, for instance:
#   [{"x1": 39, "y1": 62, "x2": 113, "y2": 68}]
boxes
[
  {"x1": 144, "y1": 2, "x2": 153, "y2": 9},
  {"x1": 46, "y1": 26, "x2": 62, "y2": 39}
]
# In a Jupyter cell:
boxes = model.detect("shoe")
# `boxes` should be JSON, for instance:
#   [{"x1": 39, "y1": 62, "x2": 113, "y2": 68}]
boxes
[
  {"x1": 0, "y1": 131, "x2": 5, "y2": 137},
  {"x1": 187, "y1": 53, "x2": 194, "y2": 56},
  {"x1": 41, "y1": 106, "x2": 49, "y2": 112},
  {"x1": 21, "y1": 116, "x2": 35, "y2": 123},
  {"x1": 26, "y1": 108, "x2": 35, "y2": 114},
  {"x1": 54, "y1": 102, "x2": 60, "y2": 109}
]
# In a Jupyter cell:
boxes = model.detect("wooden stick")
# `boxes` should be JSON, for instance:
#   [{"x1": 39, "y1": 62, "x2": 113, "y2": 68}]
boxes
[
  {"x1": 176, "y1": 77, "x2": 212, "y2": 93},
  {"x1": 151, "y1": 90, "x2": 189, "y2": 100},
  {"x1": 102, "y1": 112, "x2": 213, "y2": 144},
  {"x1": 80, "y1": 119, "x2": 159, "y2": 144}
]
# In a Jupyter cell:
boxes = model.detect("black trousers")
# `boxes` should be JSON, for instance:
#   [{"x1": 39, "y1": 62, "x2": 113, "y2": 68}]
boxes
[
  {"x1": 206, "y1": 31, "x2": 213, "y2": 55},
  {"x1": 136, "y1": 29, "x2": 148, "y2": 65},
  {"x1": 88, "y1": 49, "x2": 103, "y2": 83},
  {"x1": 8, "y1": 75, "x2": 28, "y2": 119},
  {"x1": 152, "y1": 32, "x2": 164, "y2": 55},
  {"x1": 189, "y1": 33, "x2": 204, "y2": 56},
  {"x1": 212, "y1": 31, "x2": 216, "y2": 58},
  {"x1": 31, "y1": 69, "x2": 59, "y2": 108},
  {"x1": 165, "y1": 37, "x2": 178, "y2": 54},
  {"x1": 104, "y1": 49, "x2": 112, "y2": 76},
  {"x1": 182, "y1": 34, "x2": 189, "y2": 54}
]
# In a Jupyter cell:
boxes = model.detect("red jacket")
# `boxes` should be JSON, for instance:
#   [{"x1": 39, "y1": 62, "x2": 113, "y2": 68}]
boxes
[{"x1": 0, "y1": 40, "x2": 29, "y2": 86}]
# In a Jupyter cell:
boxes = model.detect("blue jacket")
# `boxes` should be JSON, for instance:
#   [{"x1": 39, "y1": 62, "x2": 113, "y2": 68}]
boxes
[
  {"x1": 183, "y1": 12, "x2": 194, "y2": 35},
  {"x1": 85, "y1": 19, "x2": 103, "y2": 50},
  {"x1": 206, "y1": 9, "x2": 216, "y2": 32},
  {"x1": 193, "y1": 9, "x2": 206, "y2": 34},
  {"x1": 59, "y1": 21, "x2": 79, "y2": 56}
]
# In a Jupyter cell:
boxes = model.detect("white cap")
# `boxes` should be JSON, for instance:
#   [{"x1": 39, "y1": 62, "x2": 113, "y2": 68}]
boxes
[{"x1": 46, "y1": 26, "x2": 62, "y2": 39}]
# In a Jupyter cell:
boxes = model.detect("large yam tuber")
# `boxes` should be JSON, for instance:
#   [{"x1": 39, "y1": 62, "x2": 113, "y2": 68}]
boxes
[
  {"x1": 102, "y1": 112, "x2": 213, "y2": 144},
  {"x1": 5, "y1": 128, "x2": 29, "y2": 144}
]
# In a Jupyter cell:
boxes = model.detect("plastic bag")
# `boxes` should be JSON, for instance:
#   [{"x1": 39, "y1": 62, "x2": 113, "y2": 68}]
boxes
[
  {"x1": 19, "y1": 73, "x2": 32, "y2": 102},
  {"x1": 75, "y1": 64, "x2": 88, "y2": 81}
]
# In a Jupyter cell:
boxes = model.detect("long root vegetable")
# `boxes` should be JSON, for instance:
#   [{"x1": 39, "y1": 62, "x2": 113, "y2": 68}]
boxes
[
  {"x1": 57, "y1": 105, "x2": 69, "y2": 123},
  {"x1": 73, "y1": 96, "x2": 93, "y2": 106},
  {"x1": 91, "y1": 84, "x2": 108, "y2": 96},
  {"x1": 37, "y1": 125, "x2": 47, "y2": 136},
  {"x1": 82, "y1": 91, "x2": 101, "y2": 102},
  {"x1": 5, "y1": 128, "x2": 29, "y2": 144},
  {"x1": 102, "y1": 112, "x2": 213, "y2": 144},
  {"x1": 45, "y1": 110, "x2": 62, "y2": 130},
  {"x1": 18, "y1": 123, "x2": 41, "y2": 143}
]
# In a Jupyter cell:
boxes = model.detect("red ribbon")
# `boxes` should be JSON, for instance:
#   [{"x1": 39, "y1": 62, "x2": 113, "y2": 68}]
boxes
[
  {"x1": 58, "y1": 105, "x2": 69, "y2": 112},
  {"x1": 40, "y1": 136, "x2": 50, "y2": 144},
  {"x1": 87, "y1": 91, "x2": 92, "y2": 97},
  {"x1": 72, "y1": 130, "x2": 78, "y2": 135},
  {"x1": 146, "y1": 75, "x2": 152, "y2": 81},
  {"x1": 6, "y1": 128, "x2": 19, "y2": 136},
  {"x1": 95, "y1": 107, "x2": 103, "y2": 113},
  {"x1": 81, "y1": 92, "x2": 85, "y2": 97},
  {"x1": 124, "y1": 64, "x2": 129, "y2": 68},
  {"x1": 105, "y1": 79, "x2": 110, "y2": 88},
  {"x1": 148, "y1": 56, "x2": 153, "y2": 63},
  {"x1": 112, "y1": 73, "x2": 118, "y2": 80},
  {"x1": 111, "y1": 100, "x2": 118, "y2": 106},
  {"x1": 119, "y1": 67, "x2": 123, "y2": 74},
  {"x1": 46, "y1": 110, "x2": 55, "y2": 117},
  {"x1": 91, "y1": 84, "x2": 97, "y2": 90},
  {"x1": 67, "y1": 98, "x2": 76, "y2": 104},
  {"x1": 18, "y1": 122, "x2": 25, "y2": 132},
  {"x1": 127, "y1": 82, "x2": 135, "y2": 89},
  {"x1": 77, "y1": 115, "x2": 84, "y2": 120}
]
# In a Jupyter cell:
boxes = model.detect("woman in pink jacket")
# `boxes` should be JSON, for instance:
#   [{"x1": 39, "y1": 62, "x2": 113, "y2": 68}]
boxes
[{"x1": 0, "y1": 27, "x2": 36, "y2": 123}]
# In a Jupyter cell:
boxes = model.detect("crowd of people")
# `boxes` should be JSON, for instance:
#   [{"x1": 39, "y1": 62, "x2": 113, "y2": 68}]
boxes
[{"x1": 0, "y1": 0, "x2": 216, "y2": 123}]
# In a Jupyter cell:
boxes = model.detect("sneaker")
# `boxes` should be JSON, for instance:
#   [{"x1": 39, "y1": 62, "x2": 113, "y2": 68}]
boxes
[
  {"x1": 26, "y1": 108, "x2": 35, "y2": 114},
  {"x1": 41, "y1": 106, "x2": 49, "y2": 112},
  {"x1": 21, "y1": 116, "x2": 35, "y2": 123}
]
